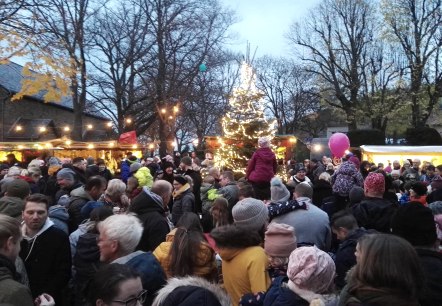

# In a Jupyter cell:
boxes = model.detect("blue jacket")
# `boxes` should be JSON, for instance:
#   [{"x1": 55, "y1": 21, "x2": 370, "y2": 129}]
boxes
[
  {"x1": 264, "y1": 277, "x2": 308, "y2": 306},
  {"x1": 113, "y1": 251, "x2": 166, "y2": 305}
]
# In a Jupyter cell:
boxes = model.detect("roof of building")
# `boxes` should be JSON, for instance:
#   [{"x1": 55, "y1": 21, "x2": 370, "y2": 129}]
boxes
[
  {"x1": 6, "y1": 118, "x2": 59, "y2": 140},
  {"x1": 0, "y1": 61, "x2": 107, "y2": 120}
]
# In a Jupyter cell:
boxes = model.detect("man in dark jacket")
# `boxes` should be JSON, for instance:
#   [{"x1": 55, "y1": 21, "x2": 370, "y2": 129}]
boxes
[
  {"x1": 67, "y1": 176, "x2": 106, "y2": 232},
  {"x1": 218, "y1": 171, "x2": 239, "y2": 214},
  {"x1": 19, "y1": 193, "x2": 71, "y2": 304},
  {"x1": 330, "y1": 210, "x2": 370, "y2": 289},
  {"x1": 352, "y1": 172, "x2": 398, "y2": 233},
  {"x1": 71, "y1": 157, "x2": 87, "y2": 184},
  {"x1": 130, "y1": 180, "x2": 173, "y2": 252},
  {"x1": 391, "y1": 203, "x2": 442, "y2": 306},
  {"x1": 179, "y1": 156, "x2": 202, "y2": 213}
]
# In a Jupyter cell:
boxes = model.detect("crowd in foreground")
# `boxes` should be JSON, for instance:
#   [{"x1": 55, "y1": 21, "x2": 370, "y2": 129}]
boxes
[{"x1": 0, "y1": 137, "x2": 441, "y2": 306}]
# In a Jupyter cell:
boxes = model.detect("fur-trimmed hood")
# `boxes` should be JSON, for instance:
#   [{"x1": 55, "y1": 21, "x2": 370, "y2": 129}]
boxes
[
  {"x1": 210, "y1": 224, "x2": 262, "y2": 250},
  {"x1": 152, "y1": 276, "x2": 232, "y2": 306}
]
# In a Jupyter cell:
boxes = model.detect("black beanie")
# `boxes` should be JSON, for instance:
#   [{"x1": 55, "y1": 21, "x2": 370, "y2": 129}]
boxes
[
  {"x1": 391, "y1": 202, "x2": 437, "y2": 246},
  {"x1": 174, "y1": 175, "x2": 188, "y2": 185}
]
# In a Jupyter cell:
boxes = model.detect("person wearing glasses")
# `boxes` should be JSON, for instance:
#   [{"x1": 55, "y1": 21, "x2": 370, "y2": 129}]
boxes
[
  {"x1": 87, "y1": 263, "x2": 147, "y2": 306},
  {"x1": 97, "y1": 214, "x2": 166, "y2": 305}
]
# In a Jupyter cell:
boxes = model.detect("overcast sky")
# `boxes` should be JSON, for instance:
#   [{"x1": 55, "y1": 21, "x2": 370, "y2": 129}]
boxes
[{"x1": 221, "y1": 0, "x2": 322, "y2": 58}]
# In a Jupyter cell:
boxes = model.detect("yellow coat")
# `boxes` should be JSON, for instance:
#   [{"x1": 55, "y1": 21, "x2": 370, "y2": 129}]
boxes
[
  {"x1": 218, "y1": 246, "x2": 271, "y2": 305},
  {"x1": 153, "y1": 228, "x2": 216, "y2": 279}
]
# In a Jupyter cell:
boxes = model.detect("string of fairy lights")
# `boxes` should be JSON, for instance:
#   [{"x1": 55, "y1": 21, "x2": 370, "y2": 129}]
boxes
[{"x1": 214, "y1": 61, "x2": 277, "y2": 174}]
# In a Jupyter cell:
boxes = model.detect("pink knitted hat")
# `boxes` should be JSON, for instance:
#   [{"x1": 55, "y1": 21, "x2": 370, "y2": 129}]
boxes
[
  {"x1": 264, "y1": 223, "x2": 297, "y2": 257},
  {"x1": 364, "y1": 172, "x2": 385, "y2": 194},
  {"x1": 287, "y1": 246, "x2": 335, "y2": 294}
]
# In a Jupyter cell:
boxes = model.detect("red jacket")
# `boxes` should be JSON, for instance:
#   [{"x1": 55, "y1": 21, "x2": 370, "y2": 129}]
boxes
[{"x1": 246, "y1": 147, "x2": 277, "y2": 183}]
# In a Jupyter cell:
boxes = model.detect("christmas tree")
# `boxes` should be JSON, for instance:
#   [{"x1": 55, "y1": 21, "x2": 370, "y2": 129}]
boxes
[{"x1": 215, "y1": 61, "x2": 276, "y2": 173}]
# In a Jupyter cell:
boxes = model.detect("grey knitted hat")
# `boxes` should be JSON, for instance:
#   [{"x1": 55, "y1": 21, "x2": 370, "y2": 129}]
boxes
[
  {"x1": 56, "y1": 168, "x2": 76, "y2": 181},
  {"x1": 232, "y1": 198, "x2": 269, "y2": 231},
  {"x1": 130, "y1": 162, "x2": 142, "y2": 173},
  {"x1": 271, "y1": 177, "x2": 290, "y2": 203}
]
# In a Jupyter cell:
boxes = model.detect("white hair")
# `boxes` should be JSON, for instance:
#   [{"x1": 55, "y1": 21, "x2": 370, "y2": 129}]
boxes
[
  {"x1": 7, "y1": 166, "x2": 21, "y2": 177},
  {"x1": 258, "y1": 137, "x2": 270, "y2": 148},
  {"x1": 98, "y1": 214, "x2": 143, "y2": 255},
  {"x1": 319, "y1": 172, "x2": 331, "y2": 182},
  {"x1": 105, "y1": 179, "x2": 126, "y2": 199}
]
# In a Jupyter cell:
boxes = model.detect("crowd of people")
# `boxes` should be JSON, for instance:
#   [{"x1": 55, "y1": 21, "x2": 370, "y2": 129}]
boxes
[{"x1": 0, "y1": 137, "x2": 441, "y2": 306}]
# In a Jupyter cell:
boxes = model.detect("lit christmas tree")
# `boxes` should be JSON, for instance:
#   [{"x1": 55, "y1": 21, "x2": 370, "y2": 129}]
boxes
[{"x1": 215, "y1": 61, "x2": 276, "y2": 173}]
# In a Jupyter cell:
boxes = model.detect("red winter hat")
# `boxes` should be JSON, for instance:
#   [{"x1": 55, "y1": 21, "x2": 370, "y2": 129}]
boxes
[{"x1": 364, "y1": 172, "x2": 385, "y2": 194}]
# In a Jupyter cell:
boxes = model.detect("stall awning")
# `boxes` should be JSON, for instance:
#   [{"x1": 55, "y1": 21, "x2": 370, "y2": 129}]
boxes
[{"x1": 360, "y1": 145, "x2": 442, "y2": 154}]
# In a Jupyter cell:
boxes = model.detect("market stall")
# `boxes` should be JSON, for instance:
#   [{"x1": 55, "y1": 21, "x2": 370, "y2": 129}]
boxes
[{"x1": 360, "y1": 145, "x2": 442, "y2": 165}]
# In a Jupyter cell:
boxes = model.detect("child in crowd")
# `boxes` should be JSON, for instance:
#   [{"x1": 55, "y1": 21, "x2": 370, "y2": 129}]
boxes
[
  {"x1": 211, "y1": 197, "x2": 230, "y2": 228},
  {"x1": 240, "y1": 246, "x2": 337, "y2": 306}
]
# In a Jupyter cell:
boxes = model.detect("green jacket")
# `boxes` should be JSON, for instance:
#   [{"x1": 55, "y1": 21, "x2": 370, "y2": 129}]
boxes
[{"x1": 0, "y1": 255, "x2": 34, "y2": 306}]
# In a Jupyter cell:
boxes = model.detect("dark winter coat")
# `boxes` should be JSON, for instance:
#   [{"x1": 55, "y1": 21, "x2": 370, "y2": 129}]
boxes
[
  {"x1": 130, "y1": 187, "x2": 171, "y2": 252},
  {"x1": 416, "y1": 248, "x2": 442, "y2": 306},
  {"x1": 171, "y1": 189, "x2": 195, "y2": 225},
  {"x1": 312, "y1": 180, "x2": 333, "y2": 207},
  {"x1": 72, "y1": 166, "x2": 87, "y2": 184},
  {"x1": 183, "y1": 168, "x2": 203, "y2": 213},
  {"x1": 334, "y1": 228, "x2": 369, "y2": 289},
  {"x1": 352, "y1": 197, "x2": 398, "y2": 233},
  {"x1": 0, "y1": 254, "x2": 34, "y2": 306},
  {"x1": 427, "y1": 188, "x2": 442, "y2": 204},
  {"x1": 246, "y1": 147, "x2": 277, "y2": 184},
  {"x1": 68, "y1": 186, "x2": 94, "y2": 232},
  {"x1": 263, "y1": 276, "x2": 309, "y2": 306},
  {"x1": 218, "y1": 182, "x2": 239, "y2": 211},
  {"x1": 19, "y1": 221, "x2": 71, "y2": 303},
  {"x1": 98, "y1": 168, "x2": 113, "y2": 181},
  {"x1": 112, "y1": 250, "x2": 167, "y2": 306}
]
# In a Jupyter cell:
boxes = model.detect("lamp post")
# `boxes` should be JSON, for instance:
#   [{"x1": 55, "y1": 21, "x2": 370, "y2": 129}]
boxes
[{"x1": 158, "y1": 104, "x2": 179, "y2": 156}]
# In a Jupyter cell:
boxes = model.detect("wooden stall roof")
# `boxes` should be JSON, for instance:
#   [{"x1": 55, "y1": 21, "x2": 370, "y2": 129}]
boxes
[{"x1": 0, "y1": 138, "x2": 156, "y2": 151}]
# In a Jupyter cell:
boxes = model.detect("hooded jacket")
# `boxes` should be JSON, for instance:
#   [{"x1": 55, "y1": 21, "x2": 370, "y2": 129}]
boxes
[
  {"x1": 19, "y1": 218, "x2": 71, "y2": 303},
  {"x1": 172, "y1": 188, "x2": 195, "y2": 225},
  {"x1": 134, "y1": 167, "x2": 154, "y2": 188},
  {"x1": 68, "y1": 185, "x2": 94, "y2": 232},
  {"x1": 153, "y1": 228, "x2": 216, "y2": 279},
  {"x1": 152, "y1": 276, "x2": 231, "y2": 306},
  {"x1": 246, "y1": 147, "x2": 277, "y2": 184},
  {"x1": 210, "y1": 225, "x2": 271, "y2": 305},
  {"x1": 0, "y1": 254, "x2": 34, "y2": 306},
  {"x1": 352, "y1": 197, "x2": 398, "y2": 233},
  {"x1": 130, "y1": 187, "x2": 171, "y2": 252},
  {"x1": 334, "y1": 228, "x2": 369, "y2": 289},
  {"x1": 48, "y1": 205, "x2": 69, "y2": 234},
  {"x1": 0, "y1": 196, "x2": 24, "y2": 220}
]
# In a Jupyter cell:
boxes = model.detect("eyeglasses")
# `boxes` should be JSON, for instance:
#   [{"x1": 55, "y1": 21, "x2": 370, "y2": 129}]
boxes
[{"x1": 112, "y1": 289, "x2": 147, "y2": 306}]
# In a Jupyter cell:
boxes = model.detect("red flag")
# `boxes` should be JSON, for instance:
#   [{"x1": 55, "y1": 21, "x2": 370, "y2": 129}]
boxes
[{"x1": 118, "y1": 131, "x2": 137, "y2": 144}]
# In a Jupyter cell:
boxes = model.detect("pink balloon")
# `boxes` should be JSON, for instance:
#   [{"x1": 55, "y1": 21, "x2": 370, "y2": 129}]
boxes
[{"x1": 328, "y1": 133, "x2": 350, "y2": 157}]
